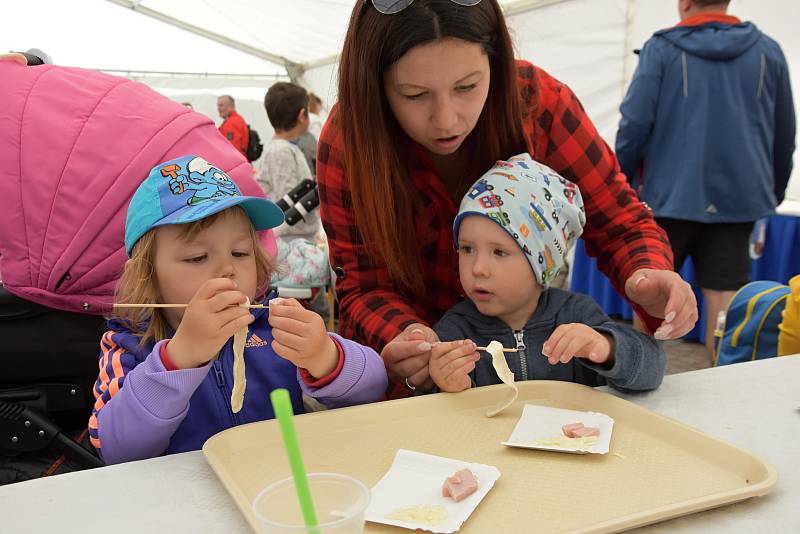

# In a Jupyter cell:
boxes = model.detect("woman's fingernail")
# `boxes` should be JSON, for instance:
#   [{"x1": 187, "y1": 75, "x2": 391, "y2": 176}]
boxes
[
  {"x1": 271, "y1": 297, "x2": 283, "y2": 305},
  {"x1": 634, "y1": 276, "x2": 646, "y2": 288},
  {"x1": 654, "y1": 325, "x2": 672, "y2": 340},
  {"x1": 665, "y1": 312, "x2": 676, "y2": 323},
  {"x1": 416, "y1": 342, "x2": 432, "y2": 352}
]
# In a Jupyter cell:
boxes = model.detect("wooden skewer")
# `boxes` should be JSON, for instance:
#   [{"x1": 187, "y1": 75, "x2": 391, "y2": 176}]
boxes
[
  {"x1": 477, "y1": 346, "x2": 518, "y2": 353},
  {"x1": 431, "y1": 341, "x2": 518, "y2": 353},
  {"x1": 112, "y1": 303, "x2": 269, "y2": 309}
]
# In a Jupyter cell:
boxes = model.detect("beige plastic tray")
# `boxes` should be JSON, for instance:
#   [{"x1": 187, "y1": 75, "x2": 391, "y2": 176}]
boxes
[{"x1": 203, "y1": 381, "x2": 777, "y2": 533}]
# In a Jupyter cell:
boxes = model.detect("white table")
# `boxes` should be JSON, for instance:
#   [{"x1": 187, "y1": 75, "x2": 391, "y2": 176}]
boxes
[{"x1": 1, "y1": 357, "x2": 797, "y2": 533}]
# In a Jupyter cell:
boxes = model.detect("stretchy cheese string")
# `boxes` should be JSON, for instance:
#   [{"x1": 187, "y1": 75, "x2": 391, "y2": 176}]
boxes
[
  {"x1": 485, "y1": 340, "x2": 518, "y2": 417},
  {"x1": 230, "y1": 297, "x2": 249, "y2": 413}
]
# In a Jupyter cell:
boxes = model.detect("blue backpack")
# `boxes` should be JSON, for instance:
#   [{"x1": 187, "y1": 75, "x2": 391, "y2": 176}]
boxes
[{"x1": 714, "y1": 281, "x2": 791, "y2": 366}]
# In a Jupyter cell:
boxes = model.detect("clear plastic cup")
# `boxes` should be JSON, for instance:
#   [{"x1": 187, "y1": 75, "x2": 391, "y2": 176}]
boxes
[{"x1": 252, "y1": 473, "x2": 370, "y2": 533}]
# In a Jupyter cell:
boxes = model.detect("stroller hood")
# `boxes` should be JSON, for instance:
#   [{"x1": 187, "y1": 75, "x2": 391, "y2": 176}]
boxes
[{"x1": 0, "y1": 62, "x2": 276, "y2": 315}]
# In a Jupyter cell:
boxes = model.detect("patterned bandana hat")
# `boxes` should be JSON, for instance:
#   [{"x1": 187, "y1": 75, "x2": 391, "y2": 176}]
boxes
[
  {"x1": 124, "y1": 155, "x2": 284, "y2": 256},
  {"x1": 454, "y1": 153, "x2": 586, "y2": 286}
]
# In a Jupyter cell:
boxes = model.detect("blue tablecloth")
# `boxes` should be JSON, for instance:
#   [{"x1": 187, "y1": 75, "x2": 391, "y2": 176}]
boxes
[{"x1": 570, "y1": 214, "x2": 800, "y2": 342}]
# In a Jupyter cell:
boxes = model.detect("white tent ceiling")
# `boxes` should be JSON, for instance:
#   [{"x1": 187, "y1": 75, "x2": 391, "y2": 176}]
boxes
[
  {"x1": 4, "y1": 1, "x2": 559, "y2": 74},
  {"x1": 4, "y1": 0, "x2": 799, "y2": 208}
]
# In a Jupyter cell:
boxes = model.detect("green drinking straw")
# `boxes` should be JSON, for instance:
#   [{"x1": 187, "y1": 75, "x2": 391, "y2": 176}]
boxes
[{"x1": 270, "y1": 388, "x2": 320, "y2": 534}]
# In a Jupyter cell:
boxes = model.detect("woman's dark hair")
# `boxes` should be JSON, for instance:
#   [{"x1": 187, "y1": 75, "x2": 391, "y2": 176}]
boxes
[{"x1": 336, "y1": 0, "x2": 529, "y2": 292}]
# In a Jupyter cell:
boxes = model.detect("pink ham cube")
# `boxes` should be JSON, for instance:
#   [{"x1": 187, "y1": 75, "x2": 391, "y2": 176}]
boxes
[
  {"x1": 442, "y1": 468, "x2": 478, "y2": 502},
  {"x1": 571, "y1": 426, "x2": 600, "y2": 438},
  {"x1": 562, "y1": 423, "x2": 585, "y2": 437}
]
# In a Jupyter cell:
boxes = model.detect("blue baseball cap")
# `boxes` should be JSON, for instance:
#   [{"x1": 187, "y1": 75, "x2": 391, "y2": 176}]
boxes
[{"x1": 124, "y1": 155, "x2": 284, "y2": 256}]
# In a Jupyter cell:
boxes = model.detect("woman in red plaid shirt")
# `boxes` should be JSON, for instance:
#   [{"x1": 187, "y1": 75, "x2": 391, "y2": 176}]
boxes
[{"x1": 317, "y1": 0, "x2": 698, "y2": 397}]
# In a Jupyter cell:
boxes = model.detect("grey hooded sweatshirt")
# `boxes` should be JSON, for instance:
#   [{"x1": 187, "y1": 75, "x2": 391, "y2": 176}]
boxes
[{"x1": 433, "y1": 288, "x2": 665, "y2": 393}]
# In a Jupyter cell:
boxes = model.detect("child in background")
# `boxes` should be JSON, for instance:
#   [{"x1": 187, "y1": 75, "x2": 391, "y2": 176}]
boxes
[
  {"x1": 89, "y1": 155, "x2": 387, "y2": 464},
  {"x1": 307, "y1": 92, "x2": 327, "y2": 141},
  {"x1": 429, "y1": 153, "x2": 665, "y2": 393},
  {"x1": 257, "y1": 82, "x2": 330, "y2": 323},
  {"x1": 257, "y1": 82, "x2": 320, "y2": 242}
]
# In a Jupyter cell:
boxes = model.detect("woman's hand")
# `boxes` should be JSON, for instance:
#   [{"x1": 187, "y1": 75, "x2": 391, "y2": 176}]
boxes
[
  {"x1": 380, "y1": 323, "x2": 439, "y2": 391},
  {"x1": 168, "y1": 278, "x2": 254, "y2": 369},
  {"x1": 429, "y1": 340, "x2": 479, "y2": 393},
  {"x1": 268, "y1": 298, "x2": 339, "y2": 379},
  {"x1": 625, "y1": 268, "x2": 698, "y2": 339}
]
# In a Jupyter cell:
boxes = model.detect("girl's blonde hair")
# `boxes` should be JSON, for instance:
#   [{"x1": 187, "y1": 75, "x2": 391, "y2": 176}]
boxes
[{"x1": 114, "y1": 207, "x2": 276, "y2": 344}]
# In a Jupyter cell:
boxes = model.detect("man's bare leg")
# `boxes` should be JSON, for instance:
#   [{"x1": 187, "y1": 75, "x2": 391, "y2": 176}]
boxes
[{"x1": 701, "y1": 288, "x2": 736, "y2": 362}]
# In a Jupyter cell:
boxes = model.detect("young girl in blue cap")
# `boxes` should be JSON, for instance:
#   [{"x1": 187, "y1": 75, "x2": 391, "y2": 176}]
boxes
[
  {"x1": 89, "y1": 155, "x2": 387, "y2": 464},
  {"x1": 428, "y1": 154, "x2": 665, "y2": 393}
]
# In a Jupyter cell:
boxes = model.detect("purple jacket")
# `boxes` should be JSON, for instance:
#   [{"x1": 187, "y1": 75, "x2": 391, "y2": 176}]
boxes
[
  {"x1": 0, "y1": 62, "x2": 276, "y2": 315},
  {"x1": 89, "y1": 304, "x2": 387, "y2": 464}
]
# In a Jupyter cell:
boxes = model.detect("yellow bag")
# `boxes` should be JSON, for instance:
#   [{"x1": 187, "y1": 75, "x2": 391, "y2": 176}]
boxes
[{"x1": 778, "y1": 275, "x2": 800, "y2": 356}]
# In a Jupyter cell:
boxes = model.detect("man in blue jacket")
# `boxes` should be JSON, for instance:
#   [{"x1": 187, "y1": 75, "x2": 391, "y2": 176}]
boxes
[{"x1": 616, "y1": 0, "x2": 796, "y2": 360}]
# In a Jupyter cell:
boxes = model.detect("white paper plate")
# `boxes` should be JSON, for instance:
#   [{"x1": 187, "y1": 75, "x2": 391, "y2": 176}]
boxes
[
  {"x1": 502, "y1": 404, "x2": 614, "y2": 454},
  {"x1": 365, "y1": 449, "x2": 501, "y2": 533}
]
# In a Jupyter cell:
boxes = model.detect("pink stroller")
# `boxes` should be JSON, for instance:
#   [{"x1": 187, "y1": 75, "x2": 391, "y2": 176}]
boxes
[{"x1": 0, "y1": 62, "x2": 276, "y2": 482}]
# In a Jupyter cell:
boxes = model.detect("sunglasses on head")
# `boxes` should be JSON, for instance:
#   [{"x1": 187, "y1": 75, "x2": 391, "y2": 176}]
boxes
[{"x1": 368, "y1": 0, "x2": 482, "y2": 15}]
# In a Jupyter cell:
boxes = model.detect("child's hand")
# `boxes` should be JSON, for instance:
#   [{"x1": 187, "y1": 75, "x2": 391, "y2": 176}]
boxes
[
  {"x1": 268, "y1": 298, "x2": 339, "y2": 379},
  {"x1": 168, "y1": 278, "x2": 255, "y2": 369},
  {"x1": 542, "y1": 324, "x2": 614, "y2": 366},
  {"x1": 429, "y1": 340, "x2": 480, "y2": 393}
]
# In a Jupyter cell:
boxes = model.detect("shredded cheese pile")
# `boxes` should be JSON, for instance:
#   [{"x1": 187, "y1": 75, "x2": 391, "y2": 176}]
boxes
[
  {"x1": 386, "y1": 504, "x2": 448, "y2": 526},
  {"x1": 529, "y1": 436, "x2": 599, "y2": 451}
]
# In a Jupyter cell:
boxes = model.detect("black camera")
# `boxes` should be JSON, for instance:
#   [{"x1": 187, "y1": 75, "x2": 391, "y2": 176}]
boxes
[
  {"x1": 278, "y1": 179, "x2": 319, "y2": 226},
  {"x1": 276, "y1": 179, "x2": 316, "y2": 212}
]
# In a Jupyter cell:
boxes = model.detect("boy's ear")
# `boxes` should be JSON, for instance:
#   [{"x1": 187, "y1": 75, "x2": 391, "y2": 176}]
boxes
[{"x1": 296, "y1": 108, "x2": 307, "y2": 123}]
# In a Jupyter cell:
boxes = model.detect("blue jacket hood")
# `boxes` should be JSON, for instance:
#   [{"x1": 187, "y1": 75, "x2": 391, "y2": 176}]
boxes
[{"x1": 655, "y1": 21, "x2": 761, "y2": 60}]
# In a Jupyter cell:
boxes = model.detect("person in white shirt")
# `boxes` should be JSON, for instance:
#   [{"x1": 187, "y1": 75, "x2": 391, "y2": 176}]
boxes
[
  {"x1": 257, "y1": 83, "x2": 330, "y2": 323},
  {"x1": 257, "y1": 82, "x2": 321, "y2": 242},
  {"x1": 307, "y1": 92, "x2": 327, "y2": 142}
]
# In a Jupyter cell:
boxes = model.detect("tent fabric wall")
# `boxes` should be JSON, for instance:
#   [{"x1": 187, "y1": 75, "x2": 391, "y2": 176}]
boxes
[
  {"x1": 133, "y1": 0, "x2": 354, "y2": 65},
  {"x1": 5, "y1": 0, "x2": 286, "y2": 75},
  {"x1": 119, "y1": 73, "x2": 290, "y2": 155},
  {"x1": 506, "y1": 0, "x2": 630, "y2": 143},
  {"x1": 302, "y1": 62, "x2": 339, "y2": 118},
  {"x1": 303, "y1": 0, "x2": 799, "y2": 208},
  {"x1": 6, "y1": 0, "x2": 799, "y2": 205}
]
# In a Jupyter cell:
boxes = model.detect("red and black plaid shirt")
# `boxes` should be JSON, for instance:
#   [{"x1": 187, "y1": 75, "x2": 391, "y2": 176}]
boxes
[{"x1": 317, "y1": 60, "x2": 672, "y2": 378}]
